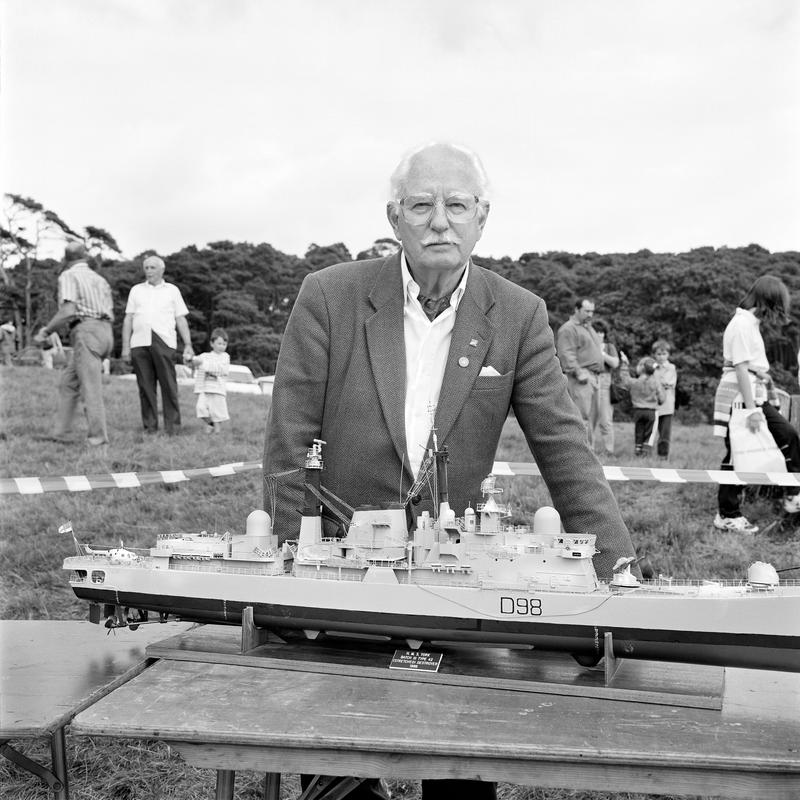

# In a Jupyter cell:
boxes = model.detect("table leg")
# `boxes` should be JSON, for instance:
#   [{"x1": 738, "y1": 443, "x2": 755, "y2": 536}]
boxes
[
  {"x1": 263, "y1": 771, "x2": 281, "y2": 800},
  {"x1": 50, "y1": 727, "x2": 69, "y2": 800},
  {"x1": 0, "y1": 738, "x2": 66, "y2": 797},
  {"x1": 216, "y1": 769, "x2": 235, "y2": 800},
  {"x1": 300, "y1": 775, "x2": 367, "y2": 799}
]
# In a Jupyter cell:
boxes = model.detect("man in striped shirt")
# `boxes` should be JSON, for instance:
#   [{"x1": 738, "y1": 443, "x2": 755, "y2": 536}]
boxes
[{"x1": 35, "y1": 242, "x2": 114, "y2": 445}]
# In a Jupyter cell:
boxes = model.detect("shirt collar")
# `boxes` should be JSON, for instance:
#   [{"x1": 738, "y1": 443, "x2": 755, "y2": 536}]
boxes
[
  {"x1": 400, "y1": 251, "x2": 469, "y2": 312},
  {"x1": 735, "y1": 307, "x2": 759, "y2": 325},
  {"x1": 145, "y1": 279, "x2": 166, "y2": 288}
]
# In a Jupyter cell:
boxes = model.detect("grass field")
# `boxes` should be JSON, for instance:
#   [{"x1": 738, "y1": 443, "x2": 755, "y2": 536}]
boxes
[{"x1": 1, "y1": 365, "x2": 798, "y2": 799}]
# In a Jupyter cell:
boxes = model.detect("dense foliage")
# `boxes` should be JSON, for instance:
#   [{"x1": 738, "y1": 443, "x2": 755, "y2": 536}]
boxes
[{"x1": 2, "y1": 193, "x2": 799, "y2": 421}]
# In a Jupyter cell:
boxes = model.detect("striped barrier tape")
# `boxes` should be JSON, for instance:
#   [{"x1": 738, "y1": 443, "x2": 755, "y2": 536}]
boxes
[{"x1": 3, "y1": 460, "x2": 800, "y2": 495}]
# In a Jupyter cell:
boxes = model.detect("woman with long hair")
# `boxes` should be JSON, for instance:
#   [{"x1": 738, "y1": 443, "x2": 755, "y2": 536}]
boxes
[{"x1": 712, "y1": 275, "x2": 800, "y2": 533}]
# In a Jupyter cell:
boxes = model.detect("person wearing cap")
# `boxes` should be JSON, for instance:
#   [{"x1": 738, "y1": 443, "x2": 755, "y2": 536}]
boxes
[
  {"x1": 121, "y1": 255, "x2": 194, "y2": 435},
  {"x1": 33, "y1": 242, "x2": 114, "y2": 445}
]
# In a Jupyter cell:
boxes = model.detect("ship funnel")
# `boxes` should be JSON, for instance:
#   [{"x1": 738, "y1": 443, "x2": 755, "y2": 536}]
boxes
[{"x1": 532, "y1": 506, "x2": 562, "y2": 535}]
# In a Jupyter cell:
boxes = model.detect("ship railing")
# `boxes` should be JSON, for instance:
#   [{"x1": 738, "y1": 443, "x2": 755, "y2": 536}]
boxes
[
  {"x1": 407, "y1": 571, "x2": 476, "y2": 587},
  {"x1": 293, "y1": 566, "x2": 364, "y2": 582},
  {"x1": 642, "y1": 577, "x2": 800, "y2": 588},
  {"x1": 169, "y1": 561, "x2": 285, "y2": 576},
  {"x1": 77, "y1": 547, "x2": 151, "y2": 560}
]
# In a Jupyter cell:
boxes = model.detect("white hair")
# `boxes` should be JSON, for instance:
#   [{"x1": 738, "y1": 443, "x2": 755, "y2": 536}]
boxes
[
  {"x1": 388, "y1": 142, "x2": 490, "y2": 201},
  {"x1": 142, "y1": 255, "x2": 165, "y2": 270}
]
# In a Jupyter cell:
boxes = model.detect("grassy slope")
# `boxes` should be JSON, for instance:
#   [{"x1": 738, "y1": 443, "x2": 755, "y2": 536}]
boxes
[{"x1": 1, "y1": 366, "x2": 797, "y2": 799}]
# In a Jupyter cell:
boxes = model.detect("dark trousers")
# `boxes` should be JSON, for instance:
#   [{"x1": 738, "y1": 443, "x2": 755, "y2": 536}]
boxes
[
  {"x1": 632, "y1": 407, "x2": 655, "y2": 455},
  {"x1": 656, "y1": 413, "x2": 672, "y2": 457},
  {"x1": 718, "y1": 402, "x2": 800, "y2": 517},
  {"x1": 131, "y1": 332, "x2": 181, "y2": 433}
]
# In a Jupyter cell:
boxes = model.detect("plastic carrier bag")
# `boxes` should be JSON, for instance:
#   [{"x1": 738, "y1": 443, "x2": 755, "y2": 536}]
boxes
[{"x1": 728, "y1": 408, "x2": 787, "y2": 473}]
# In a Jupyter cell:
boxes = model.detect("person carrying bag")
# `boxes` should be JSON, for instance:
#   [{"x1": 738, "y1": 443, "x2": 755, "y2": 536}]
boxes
[{"x1": 712, "y1": 276, "x2": 800, "y2": 534}]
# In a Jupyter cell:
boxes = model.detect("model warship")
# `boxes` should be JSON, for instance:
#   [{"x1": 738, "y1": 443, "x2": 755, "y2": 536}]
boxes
[{"x1": 63, "y1": 439, "x2": 800, "y2": 672}]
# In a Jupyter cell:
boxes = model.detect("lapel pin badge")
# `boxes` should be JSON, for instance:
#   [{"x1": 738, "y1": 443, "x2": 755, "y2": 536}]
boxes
[
  {"x1": 469, "y1": 339, "x2": 478, "y2": 347},
  {"x1": 458, "y1": 356, "x2": 470, "y2": 368}
]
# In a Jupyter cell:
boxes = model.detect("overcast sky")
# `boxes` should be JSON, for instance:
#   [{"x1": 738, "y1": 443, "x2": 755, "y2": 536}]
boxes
[{"x1": 2, "y1": 0, "x2": 798, "y2": 261}]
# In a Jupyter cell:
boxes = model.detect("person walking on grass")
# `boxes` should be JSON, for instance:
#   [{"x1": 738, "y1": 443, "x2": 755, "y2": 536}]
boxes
[
  {"x1": 712, "y1": 275, "x2": 800, "y2": 534},
  {"x1": 33, "y1": 242, "x2": 114, "y2": 446},
  {"x1": 192, "y1": 328, "x2": 230, "y2": 434}
]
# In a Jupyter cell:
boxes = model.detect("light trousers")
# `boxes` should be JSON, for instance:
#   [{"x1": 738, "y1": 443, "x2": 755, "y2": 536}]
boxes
[
  {"x1": 54, "y1": 319, "x2": 113, "y2": 444},
  {"x1": 590, "y1": 372, "x2": 615, "y2": 455}
]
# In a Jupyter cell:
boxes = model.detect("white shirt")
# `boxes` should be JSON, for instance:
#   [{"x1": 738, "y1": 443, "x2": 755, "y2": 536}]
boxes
[
  {"x1": 723, "y1": 308, "x2": 769, "y2": 374},
  {"x1": 125, "y1": 280, "x2": 189, "y2": 349},
  {"x1": 401, "y1": 252, "x2": 469, "y2": 477}
]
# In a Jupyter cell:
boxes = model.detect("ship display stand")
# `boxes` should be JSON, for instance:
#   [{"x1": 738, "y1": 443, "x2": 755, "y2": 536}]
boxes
[{"x1": 147, "y1": 612, "x2": 726, "y2": 712}]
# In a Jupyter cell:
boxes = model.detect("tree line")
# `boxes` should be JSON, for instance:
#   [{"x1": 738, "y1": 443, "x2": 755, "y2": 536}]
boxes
[{"x1": 2, "y1": 193, "x2": 798, "y2": 421}]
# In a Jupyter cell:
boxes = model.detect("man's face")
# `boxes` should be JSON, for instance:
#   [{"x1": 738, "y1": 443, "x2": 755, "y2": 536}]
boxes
[
  {"x1": 386, "y1": 146, "x2": 488, "y2": 276},
  {"x1": 654, "y1": 348, "x2": 669, "y2": 364},
  {"x1": 143, "y1": 260, "x2": 165, "y2": 285},
  {"x1": 577, "y1": 301, "x2": 595, "y2": 323}
]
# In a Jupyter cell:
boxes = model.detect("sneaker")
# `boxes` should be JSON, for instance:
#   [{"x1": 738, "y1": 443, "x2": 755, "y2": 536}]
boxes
[
  {"x1": 783, "y1": 494, "x2": 800, "y2": 514},
  {"x1": 713, "y1": 513, "x2": 758, "y2": 534}
]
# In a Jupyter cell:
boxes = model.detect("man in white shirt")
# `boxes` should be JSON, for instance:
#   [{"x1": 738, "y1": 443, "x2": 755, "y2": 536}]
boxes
[
  {"x1": 264, "y1": 142, "x2": 640, "y2": 800},
  {"x1": 121, "y1": 255, "x2": 194, "y2": 435}
]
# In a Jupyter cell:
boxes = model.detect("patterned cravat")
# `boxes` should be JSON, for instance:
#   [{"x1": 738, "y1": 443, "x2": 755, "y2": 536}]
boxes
[{"x1": 417, "y1": 292, "x2": 453, "y2": 321}]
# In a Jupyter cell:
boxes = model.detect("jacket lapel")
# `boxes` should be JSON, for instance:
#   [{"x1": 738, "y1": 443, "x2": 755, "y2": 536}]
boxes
[
  {"x1": 365, "y1": 254, "x2": 411, "y2": 474},
  {"x1": 435, "y1": 264, "x2": 495, "y2": 445}
]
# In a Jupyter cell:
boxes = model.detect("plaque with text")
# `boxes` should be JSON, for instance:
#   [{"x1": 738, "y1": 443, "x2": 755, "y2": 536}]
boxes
[{"x1": 389, "y1": 649, "x2": 443, "y2": 672}]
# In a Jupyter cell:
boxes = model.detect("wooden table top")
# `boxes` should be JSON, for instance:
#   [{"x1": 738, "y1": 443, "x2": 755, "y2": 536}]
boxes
[
  {"x1": 70, "y1": 647, "x2": 800, "y2": 798},
  {"x1": 0, "y1": 620, "x2": 192, "y2": 737}
]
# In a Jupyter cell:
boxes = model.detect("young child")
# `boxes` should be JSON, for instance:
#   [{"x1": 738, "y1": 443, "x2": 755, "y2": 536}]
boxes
[
  {"x1": 619, "y1": 355, "x2": 666, "y2": 456},
  {"x1": 192, "y1": 328, "x2": 230, "y2": 434},
  {"x1": 651, "y1": 339, "x2": 678, "y2": 458}
]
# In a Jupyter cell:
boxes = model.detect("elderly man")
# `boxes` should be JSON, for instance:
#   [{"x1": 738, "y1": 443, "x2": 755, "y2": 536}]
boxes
[
  {"x1": 556, "y1": 298, "x2": 604, "y2": 444},
  {"x1": 121, "y1": 255, "x2": 194, "y2": 435},
  {"x1": 34, "y1": 242, "x2": 114, "y2": 445},
  {"x1": 264, "y1": 142, "x2": 639, "y2": 800}
]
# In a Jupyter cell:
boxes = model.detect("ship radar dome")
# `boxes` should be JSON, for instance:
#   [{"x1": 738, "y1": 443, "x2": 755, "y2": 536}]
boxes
[
  {"x1": 532, "y1": 506, "x2": 561, "y2": 535},
  {"x1": 747, "y1": 561, "x2": 779, "y2": 587},
  {"x1": 246, "y1": 509, "x2": 272, "y2": 537}
]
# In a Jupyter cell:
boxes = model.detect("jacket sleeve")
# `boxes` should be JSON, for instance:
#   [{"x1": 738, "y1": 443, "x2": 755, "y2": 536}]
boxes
[
  {"x1": 263, "y1": 272, "x2": 330, "y2": 539},
  {"x1": 512, "y1": 298, "x2": 638, "y2": 580}
]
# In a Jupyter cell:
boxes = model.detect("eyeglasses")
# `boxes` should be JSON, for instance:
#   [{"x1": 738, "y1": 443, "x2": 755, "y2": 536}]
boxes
[{"x1": 397, "y1": 193, "x2": 482, "y2": 226}]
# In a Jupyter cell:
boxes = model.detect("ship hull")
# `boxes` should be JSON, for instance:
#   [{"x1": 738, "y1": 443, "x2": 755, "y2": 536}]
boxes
[{"x1": 65, "y1": 559, "x2": 800, "y2": 672}]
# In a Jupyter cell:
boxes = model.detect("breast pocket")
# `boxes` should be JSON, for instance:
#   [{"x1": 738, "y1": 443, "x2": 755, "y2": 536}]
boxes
[
  {"x1": 462, "y1": 371, "x2": 514, "y2": 431},
  {"x1": 471, "y1": 371, "x2": 514, "y2": 392}
]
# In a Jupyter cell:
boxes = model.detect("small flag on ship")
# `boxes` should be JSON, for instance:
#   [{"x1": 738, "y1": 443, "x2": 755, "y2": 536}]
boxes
[{"x1": 58, "y1": 521, "x2": 73, "y2": 535}]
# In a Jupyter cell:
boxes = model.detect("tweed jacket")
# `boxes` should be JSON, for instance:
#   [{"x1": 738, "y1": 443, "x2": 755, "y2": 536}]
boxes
[{"x1": 263, "y1": 253, "x2": 636, "y2": 580}]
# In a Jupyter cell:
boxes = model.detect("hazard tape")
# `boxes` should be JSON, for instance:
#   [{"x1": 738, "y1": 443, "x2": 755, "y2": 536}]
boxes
[
  {"x1": 1, "y1": 461, "x2": 263, "y2": 495},
  {"x1": 2, "y1": 460, "x2": 800, "y2": 495}
]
